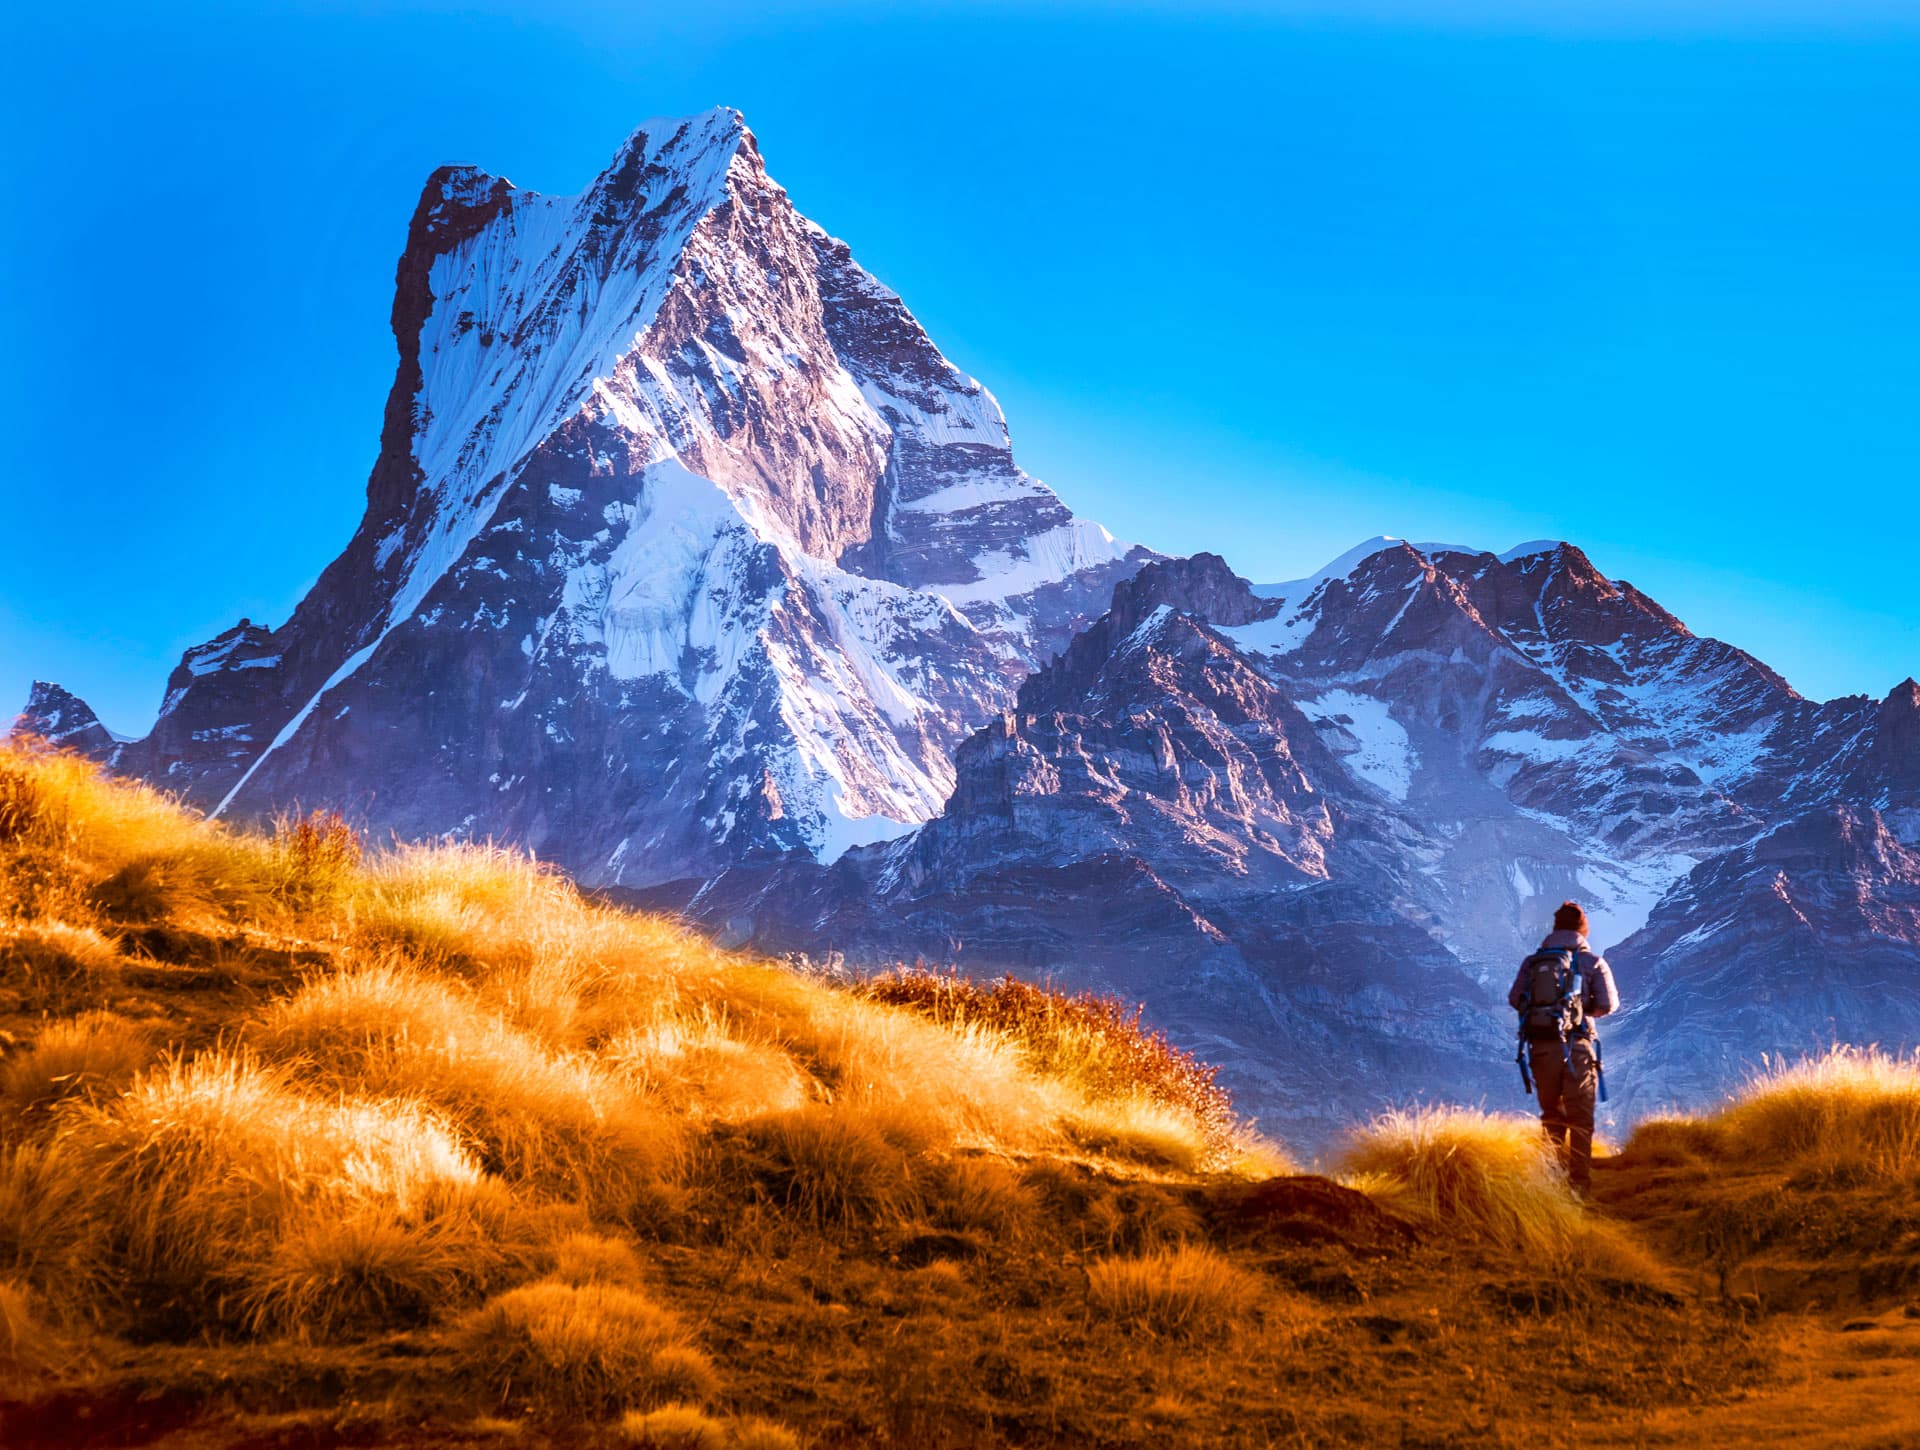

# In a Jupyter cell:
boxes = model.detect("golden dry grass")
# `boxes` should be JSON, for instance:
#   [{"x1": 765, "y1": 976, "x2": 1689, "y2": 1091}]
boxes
[
  {"x1": 0, "y1": 740, "x2": 1271, "y2": 1392},
  {"x1": 866, "y1": 967, "x2": 1253, "y2": 1169},
  {"x1": 1084, "y1": 1243, "x2": 1268, "y2": 1337},
  {"x1": 0, "y1": 1278, "x2": 61, "y2": 1384},
  {"x1": 250, "y1": 958, "x2": 687, "y2": 1224},
  {"x1": 1615, "y1": 1048, "x2": 1920, "y2": 1307},
  {"x1": 15, "y1": 737, "x2": 1900, "y2": 1446},
  {"x1": 453, "y1": 1278, "x2": 717, "y2": 1415},
  {"x1": 0, "y1": 1143, "x2": 77, "y2": 1298},
  {"x1": 0, "y1": 921, "x2": 123, "y2": 1016},
  {"x1": 1336, "y1": 1106, "x2": 1671, "y2": 1289},
  {"x1": 545, "y1": 1230, "x2": 648, "y2": 1287},
  {"x1": 39, "y1": 1049, "x2": 539, "y2": 1337},
  {"x1": 1704, "y1": 1046, "x2": 1920, "y2": 1173},
  {"x1": 0, "y1": 1011, "x2": 154, "y2": 1117},
  {"x1": 1338, "y1": 1106, "x2": 1583, "y2": 1253},
  {"x1": 617, "y1": 1404, "x2": 802, "y2": 1450},
  {"x1": 739, "y1": 1104, "x2": 922, "y2": 1227}
]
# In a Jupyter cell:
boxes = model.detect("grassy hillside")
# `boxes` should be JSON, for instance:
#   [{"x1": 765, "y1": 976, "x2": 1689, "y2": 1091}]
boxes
[{"x1": 2, "y1": 742, "x2": 1917, "y2": 1448}]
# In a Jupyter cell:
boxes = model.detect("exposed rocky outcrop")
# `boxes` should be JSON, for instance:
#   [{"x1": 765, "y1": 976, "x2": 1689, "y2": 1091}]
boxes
[
  {"x1": 15, "y1": 681, "x2": 115, "y2": 756},
  {"x1": 1608, "y1": 803, "x2": 1920, "y2": 1116},
  {"x1": 649, "y1": 541, "x2": 1918, "y2": 1144}
]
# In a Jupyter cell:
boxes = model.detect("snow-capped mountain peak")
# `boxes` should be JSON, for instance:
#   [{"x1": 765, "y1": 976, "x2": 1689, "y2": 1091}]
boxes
[{"x1": 29, "y1": 110, "x2": 1150, "y2": 877}]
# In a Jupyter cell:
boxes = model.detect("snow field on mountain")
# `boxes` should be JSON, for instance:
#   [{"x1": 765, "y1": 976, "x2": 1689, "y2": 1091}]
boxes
[
  {"x1": 1218, "y1": 604, "x2": 1318, "y2": 659},
  {"x1": 405, "y1": 111, "x2": 751, "y2": 639},
  {"x1": 1296, "y1": 689, "x2": 1416, "y2": 802},
  {"x1": 931, "y1": 519, "x2": 1131, "y2": 611}
]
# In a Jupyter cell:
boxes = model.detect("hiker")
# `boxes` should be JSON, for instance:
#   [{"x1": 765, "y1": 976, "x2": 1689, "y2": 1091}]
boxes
[{"x1": 1509, "y1": 901, "x2": 1619, "y2": 1195}]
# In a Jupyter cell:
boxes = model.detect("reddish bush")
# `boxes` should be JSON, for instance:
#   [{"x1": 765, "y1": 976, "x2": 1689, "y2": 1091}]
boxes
[{"x1": 864, "y1": 968, "x2": 1238, "y2": 1161}]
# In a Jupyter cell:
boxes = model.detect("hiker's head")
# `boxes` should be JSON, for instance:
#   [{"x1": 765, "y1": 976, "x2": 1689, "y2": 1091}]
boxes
[{"x1": 1552, "y1": 901, "x2": 1589, "y2": 936}]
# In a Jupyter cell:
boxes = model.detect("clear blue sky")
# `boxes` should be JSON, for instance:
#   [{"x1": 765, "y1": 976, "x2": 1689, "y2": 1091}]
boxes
[{"x1": 4, "y1": 1, "x2": 1916, "y2": 734}]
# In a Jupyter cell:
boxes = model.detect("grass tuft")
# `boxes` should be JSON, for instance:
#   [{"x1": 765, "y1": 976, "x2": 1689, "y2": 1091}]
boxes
[
  {"x1": 1086, "y1": 1243, "x2": 1266, "y2": 1337},
  {"x1": 614, "y1": 1405, "x2": 800, "y2": 1450},
  {"x1": 0, "y1": 1143, "x2": 82, "y2": 1300},
  {"x1": 1337, "y1": 1106, "x2": 1671, "y2": 1290},
  {"x1": 454, "y1": 1278, "x2": 717, "y2": 1416},
  {"x1": 866, "y1": 967, "x2": 1245, "y2": 1167},
  {"x1": 0, "y1": 922, "x2": 122, "y2": 1015},
  {"x1": 546, "y1": 1231, "x2": 647, "y2": 1287},
  {"x1": 48, "y1": 1050, "x2": 532, "y2": 1335},
  {"x1": 251, "y1": 958, "x2": 685, "y2": 1223},
  {"x1": 616, "y1": 1404, "x2": 727, "y2": 1449},
  {"x1": 742, "y1": 1106, "x2": 919, "y2": 1228},
  {"x1": 1, "y1": 1010, "x2": 155, "y2": 1118},
  {"x1": 0, "y1": 1277, "x2": 62, "y2": 1383},
  {"x1": 1337, "y1": 1106, "x2": 1584, "y2": 1259},
  {"x1": 1707, "y1": 1046, "x2": 1920, "y2": 1174},
  {"x1": 241, "y1": 1197, "x2": 528, "y2": 1339}
]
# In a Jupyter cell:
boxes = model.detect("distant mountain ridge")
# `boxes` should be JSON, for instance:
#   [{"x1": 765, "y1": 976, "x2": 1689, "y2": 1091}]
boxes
[
  {"x1": 635, "y1": 542, "x2": 1920, "y2": 1138},
  {"x1": 17, "y1": 111, "x2": 1917, "y2": 1143}
]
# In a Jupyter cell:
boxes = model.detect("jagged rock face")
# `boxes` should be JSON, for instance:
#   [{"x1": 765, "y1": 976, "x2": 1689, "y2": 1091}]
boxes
[
  {"x1": 15, "y1": 682, "x2": 115, "y2": 756},
  {"x1": 1607, "y1": 804, "x2": 1920, "y2": 1116},
  {"x1": 906, "y1": 557, "x2": 1337, "y2": 889},
  {"x1": 644, "y1": 555, "x2": 1506, "y2": 1142},
  {"x1": 877, "y1": 555, "x2": 1506, "y2": 1136},
  {"x1": 1213, "y1": 541, "x2": 1904, "y2": 970},
  {"x1": 1831, "y1": 680, "x2": 1920, "y2": 837},
  {"x1": 23, "y1": 109, "x2": 1147, "y2": 881},
  {"x1": 651, "y1": 542, "x2": 1917, "y2": 1146}
]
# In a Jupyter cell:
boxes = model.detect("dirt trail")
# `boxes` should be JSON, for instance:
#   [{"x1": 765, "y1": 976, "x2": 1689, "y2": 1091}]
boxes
[
  {"x1": 1583, "y1": 1315, "x2": 1920, "y2": 1448},
  {"x1": 1573, "y1": 1150, "x2": 1920, "y2": 1449}
]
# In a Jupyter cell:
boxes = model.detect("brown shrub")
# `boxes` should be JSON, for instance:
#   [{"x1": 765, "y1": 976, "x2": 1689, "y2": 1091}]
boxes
[
  {"x1": 270, "y1": 809, "x2": 363, "y2": 912},
  {"x1": 866, "y1": 967, "x2": 1241, "y2": 1165}
]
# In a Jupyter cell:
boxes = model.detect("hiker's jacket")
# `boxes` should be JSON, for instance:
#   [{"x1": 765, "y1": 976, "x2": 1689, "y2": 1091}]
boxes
[{"x1": 1505, "y1": 929, "x2": 1619, "y2": 1027}]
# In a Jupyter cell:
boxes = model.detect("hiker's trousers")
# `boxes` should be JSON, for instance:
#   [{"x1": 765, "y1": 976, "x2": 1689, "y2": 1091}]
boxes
[{"x1": 1529, "y1": 1038, "x2": 1598, "y2": 1192}]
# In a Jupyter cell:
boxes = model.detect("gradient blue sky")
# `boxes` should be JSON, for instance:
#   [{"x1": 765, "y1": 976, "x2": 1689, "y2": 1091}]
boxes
[{"x1": 4, "y1": 1, "x2": 1916, "y2": 734}]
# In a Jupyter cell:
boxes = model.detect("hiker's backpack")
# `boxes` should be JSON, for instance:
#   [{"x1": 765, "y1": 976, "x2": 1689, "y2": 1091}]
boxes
[{"x1": 1515, "y1": 948, "x2": 1586, "y2": 1044}]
